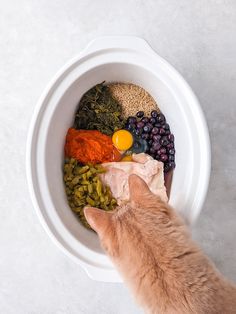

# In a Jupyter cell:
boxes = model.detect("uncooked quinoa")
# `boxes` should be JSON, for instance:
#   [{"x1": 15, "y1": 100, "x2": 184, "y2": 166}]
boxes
[{"x1": 108, "y1": 83, "x2": 160, "y2": 118}]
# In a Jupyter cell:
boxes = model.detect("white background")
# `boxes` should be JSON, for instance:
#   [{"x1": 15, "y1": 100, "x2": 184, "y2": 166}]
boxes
[{"x1": 0, "y1": 1, "x2": 236, "y2": 313}]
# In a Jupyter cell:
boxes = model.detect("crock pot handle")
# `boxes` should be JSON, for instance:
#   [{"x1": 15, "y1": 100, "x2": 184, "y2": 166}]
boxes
[
  {"x1": 84, "y1": 264, "x2": 123, "y2": 283},
  {"x1": 82, "y1": 36, "x2": 155, "y2": 55}
]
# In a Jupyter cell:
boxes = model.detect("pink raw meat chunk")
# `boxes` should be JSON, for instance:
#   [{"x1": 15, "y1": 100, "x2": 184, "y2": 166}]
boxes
[{"x1": 100, "y1": 153, "x2": 168, "y2": 205}]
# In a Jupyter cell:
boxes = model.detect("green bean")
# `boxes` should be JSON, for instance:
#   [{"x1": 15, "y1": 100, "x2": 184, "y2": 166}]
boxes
[
  {"x1": 96, "y1": 180, "x2": 102, "y2": 196},
  {"x1": 71, "y1": 176, "x2": 80, "y2": 185},
  {"x1": 88, "y1": 184, "x2": 93, "y2": 194},
  {"x1": 81, "y1": 180, "x2": 90, "y2": 185},
  {"x1": 63, "y1": 159, "x2": 117, "y2": 229},
  {"x1": 86, "y1": 196, "x2": 96, "y2": 206},
  {"x1": 78, "y1": 165, "x2": 90, "y2": 174}
]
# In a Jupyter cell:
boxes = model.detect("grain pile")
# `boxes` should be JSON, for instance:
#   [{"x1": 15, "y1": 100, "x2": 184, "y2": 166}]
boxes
[{"x1": 108, "y1": 83, "x2": 159, "y2": 117}]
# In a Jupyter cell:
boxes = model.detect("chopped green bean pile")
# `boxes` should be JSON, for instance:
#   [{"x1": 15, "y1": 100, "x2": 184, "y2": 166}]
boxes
[{"x1": 63, "y1": 158, "x2": 117, "y2": 229}]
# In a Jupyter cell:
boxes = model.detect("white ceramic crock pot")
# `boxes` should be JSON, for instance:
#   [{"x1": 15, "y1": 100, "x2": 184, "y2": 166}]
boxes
[{"x1": 26, "y1": 36, "x2": 211, "y2": 283}]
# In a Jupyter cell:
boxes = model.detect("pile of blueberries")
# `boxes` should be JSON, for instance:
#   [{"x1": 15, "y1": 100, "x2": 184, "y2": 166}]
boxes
[{"x1": 125, "y1": 110, "x2": 175, "y2": 172}]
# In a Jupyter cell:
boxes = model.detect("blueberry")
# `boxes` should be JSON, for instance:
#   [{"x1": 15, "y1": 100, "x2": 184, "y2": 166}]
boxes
[
  {"x1": 137, "y1": 121, "x2": 144, "y2": 129},
  {"x1": 141, "y1": 133, "x2": 149, "y2": 140},
  {"x1": 150, "y1": 147, "x2": 156, "y2": 154},
  {"x1": 166, "y1": 143, "x2": 174, "y2": 149},
  {"x1": 128, "y1": 116, "x2": 137, "y2": 124},
  {"x1": 159, "y1": 128, "x2": 165, "y2": 135},
  {"x1": 151, "y1": 110, "x2": 158, "y2": 118},
  {"x1": 165, "y1": 130, "x2": 170, "y2": 135},
  {"x1": 155, "y1": 123, "x2": 162, "y2": 128},
  {"x1": 153, "y1": 134, "x2": 161, "y2": 142},
  {"x1": 163, "y1": 123, "x2": 170, "y2": 130},
  {"x1": 135, "y1": 129, "x2": 142, "y2": 136},
  {"x1": 148, "y1": 139, "x2": 153, "y2": 146},
  {"x1": 165, "y1": 161, "x2": 175, "y2": 171},
  {"x1": 136, "y1": 111, "x2": 144, "y2": 118},
  {"x1": 156, "y1": 113, "x2": 166, "y2": 124},
  {"x1": 151, "y1": 127, "x2": 159, "y2": 135},
  {"x1": 160, "y1": 148, "x2": 166, "y2": 154},
  {"x1": 168, "y1": 134, "x2": 175, "y2": 142},
  {"x1": 146, "y1": 123, "x2": 153, "y2": 131},
  {"x1": 169, "y1": 155, "x2": 175, "y2": 161},
  {"x1": 143, "y1": 125, "x2": 150, "y2": 133},
  {"x1": 141, "y1": 117, "x2": 149, "y2": 124},
  {"x1": 160, "y1": 154, "x2": 168, "y2": 162},
  {"x1": 155, "y1": 154, "x2": 161, "y2": 161},
  {"x1": 169, "y1": 148, "x2": 175, "y2": 155},
  {"x1": 153, "y1": 142, "x2": 161, "y2": 151},
  {"x1": 149, "y1": 117, "x2": 156, "y2": 124},
  {"x1": 127, "y1": 123, "x2": 136, "y2": 131},
  {"x1": 164, "y1": 163, "x2": 170, "y2": 172},
  {"x1": 160, "y1": 136, "x2": 169, "y2": 146}
]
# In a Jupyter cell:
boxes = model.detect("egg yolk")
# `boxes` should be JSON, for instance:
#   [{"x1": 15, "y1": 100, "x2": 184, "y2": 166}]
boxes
[
  {"x1": 121, "y1": 155, "x2": 133, "y2": 162},
  {"x1": 112, "y1": 130, "x2": 133, "y2": 151}
]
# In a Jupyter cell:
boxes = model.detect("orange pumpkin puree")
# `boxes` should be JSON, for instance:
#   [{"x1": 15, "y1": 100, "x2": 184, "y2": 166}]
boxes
[{"x1": 64, "y1": 128, "x2": 121, "y2": 164}]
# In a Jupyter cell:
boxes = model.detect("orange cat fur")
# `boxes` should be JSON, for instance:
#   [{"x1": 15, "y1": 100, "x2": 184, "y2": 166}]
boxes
[{"x1": 84, "y1": 175, "x2": 236, "y2": 314}]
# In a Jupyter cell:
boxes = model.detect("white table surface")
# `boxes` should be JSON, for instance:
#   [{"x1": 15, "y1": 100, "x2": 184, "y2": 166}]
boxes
[{"x1": 0, "y1": 1, "x2": 236, "y2": 313}]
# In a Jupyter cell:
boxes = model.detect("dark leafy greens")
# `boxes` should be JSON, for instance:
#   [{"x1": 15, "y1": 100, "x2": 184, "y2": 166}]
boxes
[{"x1": 74, "y1": 83, "x2": 124, "y2": 136}]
